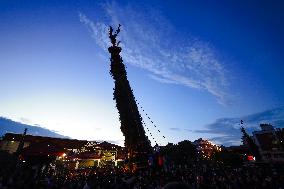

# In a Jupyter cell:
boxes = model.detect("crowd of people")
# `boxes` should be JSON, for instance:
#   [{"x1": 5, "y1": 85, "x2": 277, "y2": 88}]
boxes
[{"x1": 0, "y1": 160, "x2": 283, "y2": 189}]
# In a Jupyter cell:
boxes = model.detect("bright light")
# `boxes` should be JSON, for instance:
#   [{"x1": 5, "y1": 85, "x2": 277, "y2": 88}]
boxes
[
  {"x1": 247, "y1": 155, "x2": 255, "y2": 161},
  {"x1": 62, "y1": 153, "x2": 67, "y2": 157}
]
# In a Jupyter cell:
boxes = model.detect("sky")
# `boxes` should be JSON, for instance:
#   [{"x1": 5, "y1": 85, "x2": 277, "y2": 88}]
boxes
[{"x1": 1, "y1": 0, "x2": 284, "y2": 146}]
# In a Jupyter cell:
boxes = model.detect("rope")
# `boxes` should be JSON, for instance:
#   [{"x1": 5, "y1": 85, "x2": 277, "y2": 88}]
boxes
[{"x1": 135, "y1": 99, "x2": 167, "y2": 143}]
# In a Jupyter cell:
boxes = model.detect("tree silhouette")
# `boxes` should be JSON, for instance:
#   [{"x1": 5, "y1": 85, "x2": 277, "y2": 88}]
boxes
[
  {"x1": 241, "y1": 126, "x2": 262, "y2": 161},
  {"x1": 160, "y1": 140, "x2": 197, "y2": 165}
]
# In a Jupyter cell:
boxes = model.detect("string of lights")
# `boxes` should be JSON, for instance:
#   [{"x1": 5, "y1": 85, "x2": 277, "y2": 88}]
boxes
[{"x1": 134, "y1": 99, "x2": 167, "y2": 145}]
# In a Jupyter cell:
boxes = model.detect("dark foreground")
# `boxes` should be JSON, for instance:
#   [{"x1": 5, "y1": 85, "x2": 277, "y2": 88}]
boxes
[{"x1": 0, "y1": 162, "x2": 283, "y2": 189}]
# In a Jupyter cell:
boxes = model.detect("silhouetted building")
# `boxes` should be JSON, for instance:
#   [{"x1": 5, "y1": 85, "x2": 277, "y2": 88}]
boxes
[
  {"x1": 0, "y1": 132, "x2": 87, "y2": 154},
  {"x1": 0, "y1": 133, "x2": 126, "y2": 168},
  {"x1": 252, "y1": 124, "x2": 284, "y2": 162}
]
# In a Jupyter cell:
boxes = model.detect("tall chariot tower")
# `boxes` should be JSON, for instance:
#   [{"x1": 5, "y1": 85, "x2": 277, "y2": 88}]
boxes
[{"x1": 108, "y1": 25, "x2": 152, "y2": 161}]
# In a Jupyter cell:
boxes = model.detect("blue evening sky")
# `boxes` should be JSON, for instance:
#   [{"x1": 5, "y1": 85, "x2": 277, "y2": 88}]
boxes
[{"x1": 0, "y1": 0, "x2": 284, "y2": 146}]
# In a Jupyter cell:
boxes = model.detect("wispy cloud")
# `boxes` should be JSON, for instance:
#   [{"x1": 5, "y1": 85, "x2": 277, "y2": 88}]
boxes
[
  {"x1": 169, "y1": 127, "x2": 181, "y2": 131},
  {"x1": 79, "y1": 2, "x2": 229, "y2": 105},
  {"x1": 194, "y1": 106, "x2": 284, "y2": 146},
  {"x1": 19, "y1": 117, "x2": 32, "y2": 124},
  {"x1": 184, "y1": 129, "x2": 193, "y2": 132},
  {"x1": 210, "y1": 136, "x2": 241, "y2": 147}
]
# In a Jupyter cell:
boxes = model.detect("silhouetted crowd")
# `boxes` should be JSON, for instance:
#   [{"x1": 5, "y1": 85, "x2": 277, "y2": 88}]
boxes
[{"x1": 0, "y1": 162, "x2": 283, "y2": 189}]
